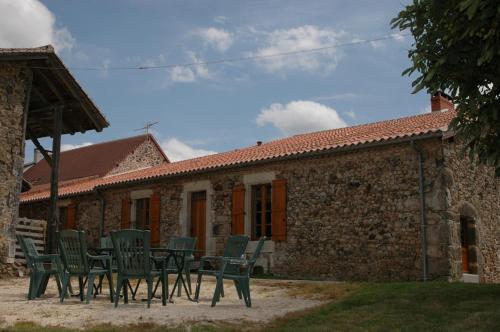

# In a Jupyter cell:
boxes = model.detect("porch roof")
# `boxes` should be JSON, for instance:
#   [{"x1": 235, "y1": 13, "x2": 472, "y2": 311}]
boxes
[{"x1": 0, "y1": 45, "x2": 109, "y2": 139}]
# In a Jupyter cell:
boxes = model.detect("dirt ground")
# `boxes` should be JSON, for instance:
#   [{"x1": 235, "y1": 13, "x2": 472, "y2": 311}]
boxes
[{"x1": 0, "y1": 276, "x2": 327, "y2": 329}]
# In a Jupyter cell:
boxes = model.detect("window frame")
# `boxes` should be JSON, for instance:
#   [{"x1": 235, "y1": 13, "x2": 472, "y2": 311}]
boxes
[{"x1": 250, "y1": 183, "x2": 272, "y2": 240}]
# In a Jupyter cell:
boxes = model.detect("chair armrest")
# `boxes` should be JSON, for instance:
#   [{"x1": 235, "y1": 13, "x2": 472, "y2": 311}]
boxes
[
  {"x1": 31, "y1": 254, "x2": 60, "y2": 262},
  {"x1": 200, "y1": 255, "x2": 224, "y2": 262},
  {"x1": 87, "y1": 254, "x2": 111, "y2": 261},
  {"x1": 224, "y1": 258, "x2": 251, "y2": 266}
]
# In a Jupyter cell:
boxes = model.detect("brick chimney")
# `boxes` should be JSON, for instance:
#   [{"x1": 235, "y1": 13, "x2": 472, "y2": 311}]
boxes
[{"x1": 431, "y1": 91, "x2": 454, "y2": 112}]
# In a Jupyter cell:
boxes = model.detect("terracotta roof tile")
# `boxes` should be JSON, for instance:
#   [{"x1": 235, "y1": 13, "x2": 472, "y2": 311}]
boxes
[
  {"x1": 24, "y1": 134, "x2": 167, "y2": 186},
  {"x1": 20, "y1": 110, "x2": 455, "y2": 203}
]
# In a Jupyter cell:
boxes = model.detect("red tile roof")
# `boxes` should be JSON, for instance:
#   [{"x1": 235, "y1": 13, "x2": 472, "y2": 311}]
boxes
[
  {"x1": 20, "y1": 110, "x2": 455, "y2": 203},
  {"x1": 24, "y1": 134, "x2": 168, "y2": 186}
]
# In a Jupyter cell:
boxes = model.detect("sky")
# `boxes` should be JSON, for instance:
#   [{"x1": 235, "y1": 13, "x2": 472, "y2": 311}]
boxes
[{"x1": 0, "y1": 0, "x2": 430, "y2": 162}]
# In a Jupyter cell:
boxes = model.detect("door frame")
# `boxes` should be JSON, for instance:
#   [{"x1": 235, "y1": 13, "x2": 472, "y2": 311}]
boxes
[{"x1": 179, "y1": 180, "x2": 214, "y2": 255}]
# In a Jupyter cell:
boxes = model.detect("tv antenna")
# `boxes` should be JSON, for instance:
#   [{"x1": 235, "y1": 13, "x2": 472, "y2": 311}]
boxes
[{"x1": 134, "y1": 121, "x2": 159, "y2": 137}]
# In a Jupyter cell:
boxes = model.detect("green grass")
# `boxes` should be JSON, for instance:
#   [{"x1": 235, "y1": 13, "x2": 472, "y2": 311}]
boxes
[
  {"x1": 2, "y1": 282, "x2": 500, "y2": 332},
  {"x1": 265, "y1": 282, "x2": 500, "y2": 332}
]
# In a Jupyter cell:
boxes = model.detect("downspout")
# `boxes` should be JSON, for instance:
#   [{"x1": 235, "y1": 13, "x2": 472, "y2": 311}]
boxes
[
  {"x1": 411, "y1": 141, "x2": 428, "y2": 282},
  {"x1": 95, "y1": 189, "x2": 106, "y2": 238}
]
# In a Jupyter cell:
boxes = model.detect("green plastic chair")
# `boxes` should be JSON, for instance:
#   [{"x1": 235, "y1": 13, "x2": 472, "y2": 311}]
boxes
[
  {"x1": 95, "y1": 236, "x2": 117, "y2": 295},
  {"x1": 219, "y1": 237, "x2": 267, "y2": 307},
  {"x1": 110, "y1": 229, "x2": 167, "y2": 308},
  {"x1": 152, "y1": 236, "x2": 197, "y2": 298},
  {"x1": 58, "y1": 230, "x2": 114, "y2": 304},
  {"x1": 194, "y1": 235, "x2": 249, "y2": 307},
  {"x1": 16, "y1": 234, "x2": 63, "y2": 300}
]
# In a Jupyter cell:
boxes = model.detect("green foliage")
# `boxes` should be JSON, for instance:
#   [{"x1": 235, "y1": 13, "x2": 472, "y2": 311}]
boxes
[{"x1": 391, "y1": 0, "x2": 500, "y2": 175}]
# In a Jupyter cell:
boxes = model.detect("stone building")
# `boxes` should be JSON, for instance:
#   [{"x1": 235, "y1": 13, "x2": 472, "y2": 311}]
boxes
[
  {"x1": 0, "y1": 46, "x2": 108, "y2": 264},
  {"x1": 21, "y1": 134, "x2": 168, "y2": 238},
  {"x1": 19, "y1": 93, "x2": 500, "y2": 283}
]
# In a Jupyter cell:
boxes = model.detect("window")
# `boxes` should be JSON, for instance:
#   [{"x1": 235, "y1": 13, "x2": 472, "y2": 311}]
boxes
[
  {"x1": 251, "y1": 184, "x2": 272, "y2": 240},
  {"x1": 134, "y1": 198, "x2": 150, "y2": 230}
]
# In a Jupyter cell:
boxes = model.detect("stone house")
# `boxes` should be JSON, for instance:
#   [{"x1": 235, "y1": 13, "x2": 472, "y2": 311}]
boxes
[
  {"x1": 19, "y1": 93, "x2": 500, "y2": 283},
  {"x1": 22, "y1": 134, "x2": 168, "y2": 236},
  {"x1": 0, "y1": 46, "x2": 108, "y2": 264}
]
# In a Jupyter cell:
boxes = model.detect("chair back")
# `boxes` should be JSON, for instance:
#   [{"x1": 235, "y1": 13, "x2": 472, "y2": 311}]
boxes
[
  {"x1": 100, "y1": 236, "x2": 113, "y2": 249},
  {"x1": 16, "y1": 235, "x2": 44, "y2": 271},
  {"x1": 166, "y1": 237, "x2": 197, "y2": 269},
  {"x1": 222, "y1": 235, "x2": 249, "y2": 258},
  {"x1": 58, "y1": 230, "x2": 89, "y2": 274},
  {"x1": 250, "y1": 237, "x2": 267, "y2": 263},
  {"x1": 111, "y1": 230, "x2": 151, "y2": 277}
]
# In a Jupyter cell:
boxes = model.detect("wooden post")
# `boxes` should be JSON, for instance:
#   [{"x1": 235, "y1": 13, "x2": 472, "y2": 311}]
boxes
[{"x1": 47, "y1": 106, "x2": 62, "y2": 253}]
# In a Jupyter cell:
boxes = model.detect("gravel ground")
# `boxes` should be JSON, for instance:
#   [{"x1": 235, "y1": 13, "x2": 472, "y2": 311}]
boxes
[{"x1": 0, "y1": 276, "x2": 325, "y2": 329}]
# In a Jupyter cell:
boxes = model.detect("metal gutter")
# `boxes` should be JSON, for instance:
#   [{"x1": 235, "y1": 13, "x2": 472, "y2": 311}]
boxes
[{"x1": 411, "y1": 140, "x2": 428, "y2": 282}]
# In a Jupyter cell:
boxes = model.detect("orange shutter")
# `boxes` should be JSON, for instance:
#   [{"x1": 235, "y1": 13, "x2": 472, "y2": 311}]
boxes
[
  {"x1": 231, "y1": 184, "x2": 245, "y2": 235},
  {"x1": 121, "y1": 197, "x2": 131, "y2": 229},
  {"x1": 272, "y1": 179, "x2": 287, "y2": 241},
  {"x1": 66, "y1": 202, "x2": 77, "y2": 229},
  {"x1": 150, "y1": 193, "x2": 161, "y2": 246}
]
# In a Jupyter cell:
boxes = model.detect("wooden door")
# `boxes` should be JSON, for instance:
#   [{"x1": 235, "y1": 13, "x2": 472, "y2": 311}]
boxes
[{"x1": 190, "y1": 191, "x2": 206, "y2": 257}]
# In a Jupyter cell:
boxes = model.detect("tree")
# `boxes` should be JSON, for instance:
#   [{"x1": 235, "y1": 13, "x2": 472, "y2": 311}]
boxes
[{"x1": 392, "y1": 0, "x2": 500, "y2": 175}]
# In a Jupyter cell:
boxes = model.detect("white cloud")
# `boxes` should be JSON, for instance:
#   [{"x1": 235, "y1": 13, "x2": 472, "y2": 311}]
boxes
[
  {"x1": 170, "y1": 66, "x2": 196, "y2": 83},
  {"x1": 257, "y1": 100, "x2": 347, "y2": 136},
  {"x1": 61, "y1": 142, "x2": 93, "y2": 151},
  {"x1": 168, "y1": 52, "x2": 210, "y2": 83},
  {"x1": 312, "y1": 92, "x2": 358, "y2": 101},
  {"x1": 419, "y1": 105, "x2": 431, "y2": 114},
  {"x1": 213, "y1": 16, "x2": 227, "y2": 25},
  {"x1": 0, "y1": 0, "x2": 74, "y2": 52},
  {"x1": 161, "y1": 138, "x2": 216, "y2": 162},
  {"x1": 253, "y1": 25, "x2": 346, "y2": 74},
  {"x1": 345, "y1": 110, "x2": 356, "y2": 120},
  {"x1": 195, "y1": 27, "x2": 234, "y2": 52}
]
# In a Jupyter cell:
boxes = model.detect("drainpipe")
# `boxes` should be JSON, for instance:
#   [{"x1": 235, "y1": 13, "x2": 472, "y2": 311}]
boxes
[
  {"x1": 411, "y1": 141, "x2": 428, "y2": 282},
  {"x1": 95, "y1": 189, "x2": 106, "y2": 238}
]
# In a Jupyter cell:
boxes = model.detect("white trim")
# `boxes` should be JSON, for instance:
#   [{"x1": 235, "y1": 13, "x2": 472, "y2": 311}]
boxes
[{"x1": 179, "y1": 180, "x2": 214, "y2": 256}]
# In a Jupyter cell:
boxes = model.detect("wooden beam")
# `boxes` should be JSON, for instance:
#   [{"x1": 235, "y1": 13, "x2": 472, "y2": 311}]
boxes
[
  {"x1": 31, "y1": 85, "x2": 48, "y2": 104},
  {"x1": 29, "y1": 101, "x2": 77, "y2": 114},
  {"x1": 47, "y1": 106, "x2": 62, "y2": 254},
  {"x1": 35, "y1": 68, "x2": 64, "y2": 101},
  {"x1": 46, "y1": 60, "x2": 104, "y2": 132},
  {"x1": 28, "y1": 131, "x2": 53, "y2": 166}
]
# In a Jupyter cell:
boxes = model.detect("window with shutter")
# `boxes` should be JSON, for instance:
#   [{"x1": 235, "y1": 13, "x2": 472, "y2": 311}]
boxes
[
  {"x1": 231, "y1": 184, "x2": 245, "y2": 234},
  {"x1": 271, "y1": 178, "x2": 287, "y2": 241},
  {"x1": 150, "y1": 193, "x2": 161, "y2": 246}
]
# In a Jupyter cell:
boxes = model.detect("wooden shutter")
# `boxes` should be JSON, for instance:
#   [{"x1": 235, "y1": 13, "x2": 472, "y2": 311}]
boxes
[
  {"x1": 150, "y1": 192, "x2": 161, "y2": 246},
  {"x1": 121, "y1": 197, "x2": 131, "y2": 229},
  {"x1": 231, "y1": 184, "x2": 245, "y2": 235},
  {"x1": 271, "y1": 179, "x2": 287, "y2": 241},
  {"x1": 66, "y1": 202, "x2": 77, "y2": 229}
]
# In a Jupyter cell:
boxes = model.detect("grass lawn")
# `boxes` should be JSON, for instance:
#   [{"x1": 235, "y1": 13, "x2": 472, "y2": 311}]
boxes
[{"x1": 3, "y1": 282, "x2": 500, "y2": 332}]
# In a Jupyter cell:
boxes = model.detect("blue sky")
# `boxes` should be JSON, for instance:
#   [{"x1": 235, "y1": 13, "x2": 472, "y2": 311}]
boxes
[{"x1": 0, "y1": 0, "x2": 429, "y2": 162}]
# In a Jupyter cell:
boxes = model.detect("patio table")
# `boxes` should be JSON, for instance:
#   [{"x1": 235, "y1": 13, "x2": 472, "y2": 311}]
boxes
[{"x1": 151, "y1": 248, "x2": 203, "y2": 302}]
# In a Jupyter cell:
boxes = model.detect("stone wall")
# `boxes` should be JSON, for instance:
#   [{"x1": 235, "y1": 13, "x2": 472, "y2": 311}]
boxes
[
  {"x1": 442, "y1": 139, "x2": 500, "y2": 283},
  {"x1": 0, "y1": 64, "x2": 30, "y2": 263},
  {"x1": 20, "y1": 136, "x2": 500, "y2": 281},
  {"x1": 107, "y1": 139, "x2": 167, "y2": 176}
]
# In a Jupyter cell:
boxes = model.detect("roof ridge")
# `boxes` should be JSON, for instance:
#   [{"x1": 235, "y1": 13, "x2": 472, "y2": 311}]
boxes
[
  {"x1": 64, "y1": 134, "x2": 149, "y2": 151},
  {"x1": 164, "y1": 110, "x2": 454, "y2": 167}
]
